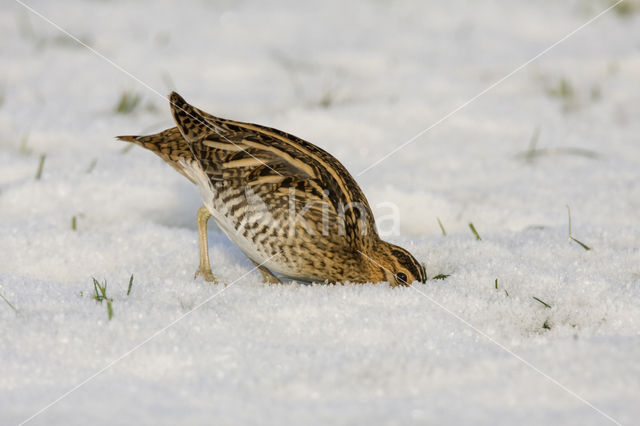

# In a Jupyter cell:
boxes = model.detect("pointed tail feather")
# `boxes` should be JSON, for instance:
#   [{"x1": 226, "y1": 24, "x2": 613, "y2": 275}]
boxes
[
  {"x1": 116, "y1": 133, "x2": 163, "y2": 152},
  {"x1": 116, "y1": 128, "x2": 193, "y2": 160},
  {"x1": 115, "y1": 128, "x2": 197, "y2": 182},
  {"x1": 116, "y1": 135, "x2": 138, "y2": 143}
]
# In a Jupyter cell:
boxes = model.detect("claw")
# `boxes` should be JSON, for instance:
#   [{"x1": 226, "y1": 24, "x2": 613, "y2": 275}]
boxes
[
  {"x1": 194, "y1": 266, "x2": 217, "y2": 283},
  {"x1": 249, "y1": 259, "x2": 282, "y2": 284}
]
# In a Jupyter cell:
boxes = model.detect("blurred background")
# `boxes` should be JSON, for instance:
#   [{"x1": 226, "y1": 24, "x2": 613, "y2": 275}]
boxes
[{"x1": 2, "y1": 0, "x2": 638, "y2": 237}]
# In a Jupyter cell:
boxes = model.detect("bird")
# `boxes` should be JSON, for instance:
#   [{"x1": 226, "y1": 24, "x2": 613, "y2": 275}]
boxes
[{"x1": 117, "y1": 92, "x2": 426, "y2": 286}]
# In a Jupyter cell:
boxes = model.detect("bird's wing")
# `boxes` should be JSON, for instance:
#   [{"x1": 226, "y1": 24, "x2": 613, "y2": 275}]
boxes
[{"x1": 168, "y1": 91, "x2": 378, "y2": 247}]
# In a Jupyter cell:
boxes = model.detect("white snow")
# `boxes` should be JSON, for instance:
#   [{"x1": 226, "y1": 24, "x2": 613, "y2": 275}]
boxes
[{"x1": 1, "y1": 0, "x2": 640, "y2": 425}]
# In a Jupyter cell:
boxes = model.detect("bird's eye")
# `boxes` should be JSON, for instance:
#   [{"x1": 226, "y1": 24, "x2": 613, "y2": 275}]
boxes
[{"x1": 396, "y1": 272, "x2": 408, "y2": 284}]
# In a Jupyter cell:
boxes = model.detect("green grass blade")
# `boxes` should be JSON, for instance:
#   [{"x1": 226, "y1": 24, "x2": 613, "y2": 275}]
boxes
[
  {"x1": 437, "y1": 218, "x2": 447, "y2": 236},
  {"x1": 127, "y1": 274, "x2": 134, "y2": 296},
  {"x1": 0, "y1": 291, "x2": 18, "y2": 313},
  {"x1": 532, "y1": 296, "x2": 552, "y2": 309},
  {"x1": 570, "y1": 236, "x2": 591, "y2": 251},
  {"x1": 432, "y1": 274, "x2": 450, "y2": 280},
  {"x1": 35, "y1": 154, "x2": 46, "y2": 180},
  {"x1": 469, "y1": 223, "x2": 482, "y2": 240},
  {"x1": 114, "y1": 91, "x2": 141, "y2": 114},
  {"x1": 106, "y1": 300, "x2": 113, "y2": 320},
  {"x1": 92, "y1": 277, "x2": 101, "y2": 300},
  {"x1": 525, "y1": 125, "x2": 540, "y2": 162},
  {"x1": 567, "y1": 206, "x2": 591, "y2": 250}
]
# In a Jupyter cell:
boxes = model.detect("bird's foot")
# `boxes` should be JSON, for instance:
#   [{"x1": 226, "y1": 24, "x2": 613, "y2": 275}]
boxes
[
  {"x1": 261, "y1": 274, "x2": 283, "y2": 284},
  {"x1": 249, "y1": 260, "x2": 282, "y2": 284},
  {"x1": 194, "y1": 266, "x2": 217, "y2": 283}
]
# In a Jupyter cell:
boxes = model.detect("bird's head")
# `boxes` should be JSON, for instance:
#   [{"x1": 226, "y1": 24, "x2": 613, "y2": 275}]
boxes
[{"x1": 361, "y1": 240, "x2": 426, "y2": 286}]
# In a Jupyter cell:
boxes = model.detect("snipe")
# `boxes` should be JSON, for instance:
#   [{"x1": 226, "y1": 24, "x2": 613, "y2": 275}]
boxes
[{"x1": 118, "y1": 92, "x2": 426, "y2": 286}]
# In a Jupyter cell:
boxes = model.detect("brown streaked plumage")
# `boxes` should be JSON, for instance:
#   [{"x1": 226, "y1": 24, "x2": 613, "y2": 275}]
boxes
[{"x1": 117, "y1": 92, "x2": 426, "y2": 286}]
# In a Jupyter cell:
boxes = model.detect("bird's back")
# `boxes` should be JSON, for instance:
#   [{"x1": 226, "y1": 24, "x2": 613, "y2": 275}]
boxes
[{"x1": 118, "y1": 93, "x2": 382, "y2": 282}]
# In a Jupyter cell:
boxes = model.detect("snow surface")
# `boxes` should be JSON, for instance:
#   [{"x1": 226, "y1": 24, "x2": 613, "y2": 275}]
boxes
[{"x1": 1, "y1": 0, "x2": 640, "y2": 425}]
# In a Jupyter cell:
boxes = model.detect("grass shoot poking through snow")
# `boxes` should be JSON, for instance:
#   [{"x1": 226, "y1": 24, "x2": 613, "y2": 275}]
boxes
[
  {"x1": 532, "y1": 296, "x2": 552, "y2": 309},
  {"x1": 524, "y1": 126, "x2": 541, "y2": 163},
  {"x1": 567, "y1": 205, "x2": 591, "y2": 250},
  {"x1": 432, "y1": 274, "x2": 450, "y2": 280},
  {"x1": 126, "y1": 274, "x2": 134, "y2": 296},
  {"x1": 0, "y1": 291, "x2": 18, "y2": 314},
  {"x1": 546, "y1": 77, "x2": 574, "y2": 101},
  {"x1": 35, "y1": 154, "x2": 45, "y2": 180},
  {"x1": 532, "y1": 296, "x2": 552, "y2": 330},
  {"x1": 437, "y1": 217, "x2": 447, "y2": 236},
  {"x1": 495, "y1": 278, "x2": 509, "y2": 297},
  {"x1": 92, "y1": 277, "x2": 113, "y2": 320},
  {"x1": 519, "y1": 127, "x2": 601, "y2": 162},
  {"x1": 468, "y1": 222, "x2": 482, "y2": 240},
  {"x1": 114, "y1": 91, "x2": 141, "y2": 114}
]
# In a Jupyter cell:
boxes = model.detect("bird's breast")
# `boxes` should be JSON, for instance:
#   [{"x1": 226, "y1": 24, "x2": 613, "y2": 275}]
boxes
[{"x1": 178, "y1": 158, "x2": 322, "y2": 280}]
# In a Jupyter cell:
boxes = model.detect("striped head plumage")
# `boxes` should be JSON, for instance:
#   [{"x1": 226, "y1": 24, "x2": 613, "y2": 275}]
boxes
[{"x1": 117, "y1": 92, "x2": 426, "y2": 286}]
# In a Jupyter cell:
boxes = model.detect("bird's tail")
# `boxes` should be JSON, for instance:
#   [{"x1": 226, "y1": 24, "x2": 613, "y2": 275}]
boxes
[
  {"x1": 169, "y1": 91, "x2": 218, "y2": 143},
  {"x1": 116, "y1": 127, "x2": 188, "y2": 156},
  {"x1": 116, "y1": 128, "x2": 197, "y2": 181}
]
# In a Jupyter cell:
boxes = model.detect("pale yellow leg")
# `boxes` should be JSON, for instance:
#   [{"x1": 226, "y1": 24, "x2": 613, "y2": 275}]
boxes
[
  {"x1": 194, "y1": 206, "x2": 217, "y2": 283},
  {"x1": 250, "y1": 259, "x2": 282, "y2": 284}
]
